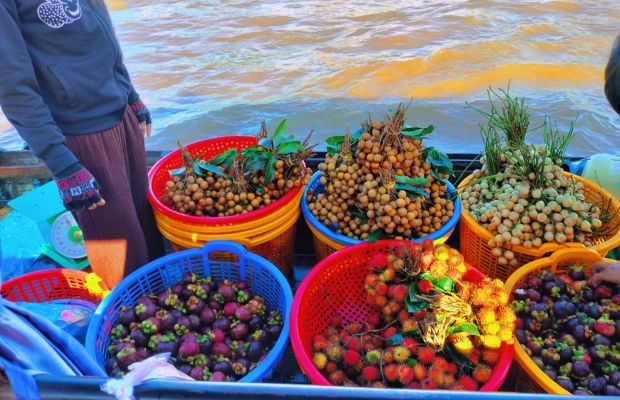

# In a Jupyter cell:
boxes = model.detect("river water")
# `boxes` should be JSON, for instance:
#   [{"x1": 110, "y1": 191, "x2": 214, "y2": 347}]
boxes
[{"x1": 0, "y1": 0, "x2": 619, "y2": 156}]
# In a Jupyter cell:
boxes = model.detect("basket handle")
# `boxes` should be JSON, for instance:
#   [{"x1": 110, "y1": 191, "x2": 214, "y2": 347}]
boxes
[{"x1": 201, "y1": 241, "x2": 248, "y2": 280}]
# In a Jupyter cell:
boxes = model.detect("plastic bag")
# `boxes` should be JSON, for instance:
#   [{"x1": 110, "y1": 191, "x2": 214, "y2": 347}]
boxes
[
  {"x1": 13, "y1": 299, "x2": 97, "y2": 343},
  {"x1": 0, "y1": 211, "x2": 45, "y2": 282},
  {"x1": 101, "y1": 353, "x2": 194, "y2": 400}
]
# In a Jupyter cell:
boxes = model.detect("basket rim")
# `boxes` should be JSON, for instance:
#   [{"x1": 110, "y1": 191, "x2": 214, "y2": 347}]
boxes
[
  {"x1": 458, "y1": 171, "x2": 620, "y2": 256},
  {"x1": 290, "y1": 239, "x2": 513, "y2": 391},
  {"x1": 0, "y1": 269, "x2": 106, "y2": 300},
  {"x1": 504, "y1": 247, "x2": 609, "y2": 394},
  {"x1": 301, "y1": 171, "x2": 462, "y2": 246},
  {"x1": 148, "y1": 136, "x2": 303, "y2": 226},
  {"x1": 85, "y1": 241, "x2": 294, "y2": 382}
]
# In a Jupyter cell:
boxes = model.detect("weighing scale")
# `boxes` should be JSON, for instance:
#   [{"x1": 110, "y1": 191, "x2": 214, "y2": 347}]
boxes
[{"x1": 7, "y1": 181, "x2": 89, "y2": 270}]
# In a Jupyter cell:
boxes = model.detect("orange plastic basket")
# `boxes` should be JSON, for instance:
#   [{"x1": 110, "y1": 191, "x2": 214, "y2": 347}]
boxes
[
  {"x1": 504, "y1": 247, "x2": 612, "y2": 394},
  {"x1": 148, "y1": 136, "x2": 304, "y2": 275},
  {"x1": 459, "y1": 172, "x2": 620, "y2": 281},
  {"x1": 1, "y1": 269, "x2": 109, "y2": 304},
  {"x1": 291, "y1": 240, "x2": 514, "y2": 391}
]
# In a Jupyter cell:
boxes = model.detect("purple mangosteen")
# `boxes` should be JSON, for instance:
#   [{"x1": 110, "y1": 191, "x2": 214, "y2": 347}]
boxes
[
  {"x1": 182, "y1": 272, "x2": 197, "y2": 285},
  {"x1": 177, "y1": 364, "x2": 192, "y2": 376},
  {"x1": 572, "y1": 360, "x2": 591, "y2": 378},
  {"x1": 188, "y1": 314, "x2": 201, "y2": 331},
  {"x1": 129, "y1": 328, "x2": 148, "y2": 347},
  {"x1": 212, "y1": 342, "x2": 233, "y2": 358},
  {"x1": 217, "y1": 283, "x2": 236, "y2": 302},
  {"x1": 213, "y1": 360, "x2": 233, "y2": 375},
  {"x1": 212, "y1": 328, "x2": 226, "y2": 343},
  {"x1": 209, "y1": 371, "x2": 227, "y2": 382},
  {"x1": 178, "y1": 341, "x2": 200, "y2": 360},
  {"x1": 134, "y1": 296, "x2": 157, "y2": 321},
  {"x1": 213, "y1": 316, "x2": 232, "y2": 332},
  {"x1": 246, "y1": 341, "x2": 264, "y2": 362},
  {"x1": 186, "y1": 295, "x2": 206, "y2": 315},
  {"x1": 223, "y1": 302, "x2": 242, "y2": 317},
  {"x1": 527, "y1": 275, "x2": 543, "y2": 289},
  {"x1": 111, "y1": 324, "x2": 129, "y2": 340},
  {"x1": 230, "y1": 323, "x2": 249, "y2": 340},
  {"x1": 118, "y1": 307, "x2": 136, "y2": 326},
  {"x1": 156, "y1": 309, "x2": 177, "y2": 332},
  {"x1": 156, "y1": 290, "x2": 179, "y2": 308},
  {"x1": 200, "y1": 308, "x2": 216, "y2": 326}
]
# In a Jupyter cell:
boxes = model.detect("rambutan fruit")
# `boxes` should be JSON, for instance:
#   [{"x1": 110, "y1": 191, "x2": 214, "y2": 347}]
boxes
[
  {"x1": 480, "y1": 335, "x2": 501, "y2": 350},
  {"x1": 417, "y1": 279, "x2": 433, "y2": 295},
  {"x1": 387, "y1": 300, "x2": 402, "y2": 314},
  {"x1": 313, "y1": 352, "x2": 328, "y2": 370},
  {"x1": 421, "y1": 239, "x2": 434, "y2": 252},
  {"x1": 446, "y1": 362, "x2": 457, "y2": 375},
  {"x1": 452, "y1": 335, "x2": 473, "y2": 356},
  {"x1": 391, "y1": 284, "x2": 408, "y2": 302},
  {"x1": 401, "y1": 337, "x2": 417, "y2": 353},
  {"x1": 418, "y1": 347, "x2": 435, "y2": 364},
  {"x1": 375, "y1": 295, "x2": 388, "y2": 308},
  {"x1": 370, "y1": 253, "x2": 388, "y2": 269},
  {"x1": 376, "y1": 282, "x2": 388, "y2": 296},
  {"x1": 458, "y1": 375, "x2": 479, "y2": 391},
  {"x1": 393, "y1": 346, "x2": 411, "y2": 363},
  {"x1": 468, "y1": 347, "x2": 481, "y2": 364},
  {"x1": 443, "y1": 373, "x2": 456, "y2": 387},
  {"x1": 325, "y1": 361, "x2": 337, "y2": 373},
  {"x1": 482, "y1": 349, "x2": 500, "y2": 365},
  {"x1": 381, "y1": 326, "x2": 398, "y2": 340},
  {"x1": 379, "y1": 268, "x2": 395, "y2": 283},
  {"x1": 366, "y1": 312, "x2": 381, "y2": 328},
  {"x1": 482, "y1": 322, "x2": 501, "y2": 336},
  {"x1": 343, "y1": 335, "x2": 362, "y2": 352},
  {"x1": 413, "y1": 364, "x2": 427, "y2": 381},
  {"x1": 383, "y1": 363, "x2": 398, "y2": 382},
  {"x1": 365, "y1": 349, "x2": 382, "y2": 365},
  {"x1": 326, "y1": 345, "x2": 343, "y2": 361},
  {"x1": 397, "y1": 364, "x2": 414, "y2": 385},
  {"x1": 428, "y1": 367, "x2": 444, "y2": 386},
  {"x1": 407, "y1": 382, "x2": 421, "y2": 389},
  {"x1": 345, "y1": 322, "x2": 361, "y2": 334},
  {"x1": 472, "y1": 364, "x2": 492, "y2": 384},
  {"x1": 420, "y1": 253, "x2": 435, "y2": 272},
  {"x1": 362, "y1": 366, "x2": 380, "y2": 383},
  {"x1": 423, "y1": 380, "x2": 439, "y2": 390},
  {"x1": 383, "y1": 347, "x2": 395, "y2": 364},
  {"x1": 312, "y1": 335, "x2": 329, "y2": 352},
  {"x1": 434, "y1": 245, "x2": 449, "y2": 261},
  {"x1": 328, "y1": 370, "x2": 346, "y2": 386},
  {"x1": 402, "y1": 318, "x2": 418, "y2": 332},
  {"x1": 431, "y1": 356, "x2": 449, "y2": 371},
  {"x1": 477, "y1": 307, "x2": 496, "y2": 326},
  {"x1": 330, "y1": 314, "x2": 342, "y2": 326},
  {"x1": 343, "y1": 349, "x2": 361, "y2": 367},
  {"x1": 365, "y1": 274, "x2": 378, "y2": 287},
  {"x1": 397, "y1": 309, "x2": 409, "y2": 323}
]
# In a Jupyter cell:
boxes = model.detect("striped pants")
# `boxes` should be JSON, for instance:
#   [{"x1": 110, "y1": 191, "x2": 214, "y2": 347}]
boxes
[{"x1": 65, "y1": 107, "x2": 164, "y2": 288}]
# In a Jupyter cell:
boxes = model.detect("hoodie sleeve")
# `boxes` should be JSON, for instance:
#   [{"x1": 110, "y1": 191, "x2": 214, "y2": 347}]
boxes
[{"x1": 0, "y1": 2, "x2": 79, "y2": 177}]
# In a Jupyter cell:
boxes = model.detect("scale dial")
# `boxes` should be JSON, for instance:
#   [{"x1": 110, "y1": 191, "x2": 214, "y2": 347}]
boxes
[{"x1": 50, "y1": 211, "x2": 87, "y2": 259}]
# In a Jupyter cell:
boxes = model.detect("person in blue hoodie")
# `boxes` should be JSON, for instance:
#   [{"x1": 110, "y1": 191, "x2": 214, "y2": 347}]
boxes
[{"x1": 0, "y1": 0, "x2": 164, "y2": 286}]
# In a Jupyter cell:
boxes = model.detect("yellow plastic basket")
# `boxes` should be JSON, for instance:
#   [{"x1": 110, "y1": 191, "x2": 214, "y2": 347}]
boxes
[
  {"x1": 504, "y1": 247, "x2": 613, "y2": 394},
  {"x1": 459, "y1": 172, "x2": 620, "y2": 280}
]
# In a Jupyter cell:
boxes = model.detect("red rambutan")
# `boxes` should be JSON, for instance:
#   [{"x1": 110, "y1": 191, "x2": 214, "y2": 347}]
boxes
[
  {"x1": 397, "y1": 364, "x2": 414, "y2": 385},
  {"x1": 413, "y1": 364, "x2": 427, "y2": 381},
  {"x1": 401, "y1": 337, "x2": 417, "y2": 353},
  {"x1": 362, "y1": 366, "x2": 380, "y2": 383},
  {"x1": 383, "y1": 363, "x2": 398, "y2": 382},
  {"x1": 328, "y1": 370, "x2": 345, "y2": 386},
  {"x1": 418, "y1": 347, "x2": 435, "y2": 364},
  {"x1": 472, "y1": 364, "x2": 492, "y2": 384},
  {"x1": 457, "y1": 375, "x2": 479, "y2": 391}
]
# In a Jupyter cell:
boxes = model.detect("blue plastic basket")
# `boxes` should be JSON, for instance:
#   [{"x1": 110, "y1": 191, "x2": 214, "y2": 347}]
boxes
[
  {"x1": 85, "y1": 241, "x2": 293, "y2": 382},
  {"x1": 301, "y1": 171, "x2": 462, "y2": 246}
]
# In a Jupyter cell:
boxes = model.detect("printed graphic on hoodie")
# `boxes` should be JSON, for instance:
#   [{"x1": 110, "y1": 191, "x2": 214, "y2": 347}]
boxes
[{"x1": 38, "y1": 0, "x2": 82, "y2": 29}]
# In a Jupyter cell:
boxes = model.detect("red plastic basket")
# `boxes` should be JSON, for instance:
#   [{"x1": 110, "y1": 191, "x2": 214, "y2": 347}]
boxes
[
  {"x1": 1, "y1": 269, "x2": 108, "y2": 304},
  {"x1": 148, "y1": 136, "x2": 303, "y2": 226},
  {"x1": 290, "y1": 240, "x2": 513, "y2": 391}
]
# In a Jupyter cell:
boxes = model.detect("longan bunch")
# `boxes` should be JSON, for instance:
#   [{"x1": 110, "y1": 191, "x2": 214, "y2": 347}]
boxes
[
  {"x1": 462, "y1": 144, "x2": 607, "y2": 267},
  {"x1": 163, "y1": 124, "x2": 314, "y2": 217},
  {"x1": 309, "y1": 131, "x2": 370, "y2": 238}
]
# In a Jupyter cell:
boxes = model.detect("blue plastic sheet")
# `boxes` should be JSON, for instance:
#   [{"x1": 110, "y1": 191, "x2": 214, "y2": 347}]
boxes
[
  {"x1": 0, "y1": 299, "x2": 106, "y2": 399},
  {"x1": 0, "y1": 211, "x2": 45, "y2": 281},
  {"x1": 14, "y1": 299, "x2": 97, "y2": 343}
]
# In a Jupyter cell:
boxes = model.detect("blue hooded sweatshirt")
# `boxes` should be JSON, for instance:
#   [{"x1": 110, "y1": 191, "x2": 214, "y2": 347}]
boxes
[{"x1": 0, "y1": 0, "x2": 139, "y2": 176}]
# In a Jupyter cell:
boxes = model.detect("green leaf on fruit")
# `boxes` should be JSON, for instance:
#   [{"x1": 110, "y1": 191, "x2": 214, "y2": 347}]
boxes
[
  {"x1": 402, "y1": 329, "x2": 421, "y2": 338},
  {"x1": 367, "y1": 229, "x2": 390, "y2": 243},
  {"x1": 273, "y1": 119, "x2": 289, "y2": 147},
  {"x1": 401, "y1": 124, "x2": 434, "y2": 140},
  {"x1": 326, "y1": 145, "x2": 341, "y2": 155},
  {"x1": 407, "y1": 359, "x2": 418, "y2": 367},
  {"x1": 197, "y1": 163, "x2": 226, "y2": 176},
  {"x1": 264, "y1": 153, "x2": 277, "y2": 184},
  {"x1": 170, "y1": 167, "x2": 186, "y2": 176},
  {"x1": 326, "y1": 135, "x2": 345, "y2": 147},
  {"x1": 277, "y1": 140, "x2": 304, "y2": 154},
  {"x1": 434, "y1": 277, "x2": 456, "y2": 293},
  {"x1": 449, "y1": 322, "x2": 480, "y2": 336},
  {"x1": 394, "y1": 175, "x2": 429, "y2": 186},
  {"x1": 351, "y1": 208, "x2": 368, "y2": 225},
  {"x1": 405, "y1": 295, "x2": 429, "y2": 313},
  {"x1": 394, "y1": 183, "x2": 430, "y2": 198},
  {"x1": 408, "y1": 283, "x2": 417, "y2": 302},
  {"x1": 209, "y1": 148, "x2": 238, "y2": 173}
]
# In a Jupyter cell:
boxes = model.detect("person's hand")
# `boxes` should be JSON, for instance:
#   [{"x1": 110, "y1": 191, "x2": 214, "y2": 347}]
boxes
[
  {"x1": 129, "y1": 98, "x2": 152, "y2": 138},
  {"x1": 591, "y1": 261, "x2": 620, "y2": 286},
  {"x1": 55, "y1": 165, "x2": 105, "y2": 211}
]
